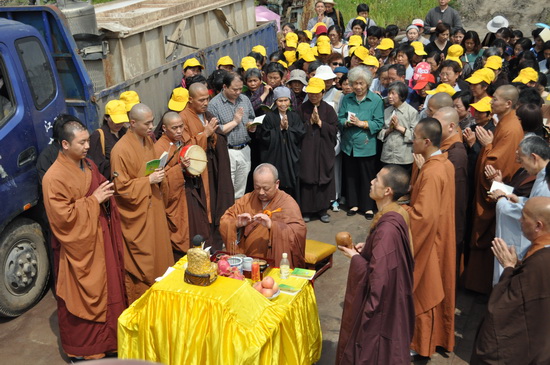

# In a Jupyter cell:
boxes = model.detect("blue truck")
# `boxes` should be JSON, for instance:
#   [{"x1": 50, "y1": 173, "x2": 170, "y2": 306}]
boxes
[{"x1": 0, "y1": 4, "x2": 277, "y2": 317}]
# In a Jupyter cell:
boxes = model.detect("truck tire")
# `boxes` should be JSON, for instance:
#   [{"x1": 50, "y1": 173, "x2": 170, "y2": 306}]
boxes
[{"x1": 0, "y1": 218, "x2": 50, "y2": 317}]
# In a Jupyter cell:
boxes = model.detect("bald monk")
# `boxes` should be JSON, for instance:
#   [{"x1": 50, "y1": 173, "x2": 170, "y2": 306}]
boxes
[
  {"x1": 406, "y1": 118, "x2": 456, "y2": 359},
  {"x1": 471, "y1": 197, "x2": 550, "y2": 364},
  {"x1": 433, "y1": 107, "x2": 468, "y2": 278},
  {"x1": 220, "y1": 163, "x2": 306, "y2": 268},
  {"x1": 111, "y1": 103, "x2": 174, "y2": 303},
  {"x1": 181, "y1": 83, "x2": 234, "y2": 250},
  {"x1": 465, "y1": 85, "x2": 524, "y2": 294},
  {"x1": 42, "y1": 119, "x2": 126, "y2": 359},
  {"x1": 154, "y1": 112, "x2": 191, "y2": 257},
  {"x1": 426, "y1": 92, "x2": 454, "y2": 118}
]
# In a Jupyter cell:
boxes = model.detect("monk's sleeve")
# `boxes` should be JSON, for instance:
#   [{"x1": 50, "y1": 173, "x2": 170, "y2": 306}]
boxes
[
  {"x1": 270, "y1": 197, "x2": 307, "y2": 268},
  {"x1": 480, "y1": 128, "x2": 521, "y2": 184},
  {"x1": 111, "y1": 149, "x2": 152, "y2": 207},
  {"x1": 43, "y1": 176, "x2": 100, "y2": 251},
  {"x1": 220, "y1": 197, "x2": 249, "y2": 250},
  {"x1": 182, "y1": 116, "x2": 208, "y2": 150}
]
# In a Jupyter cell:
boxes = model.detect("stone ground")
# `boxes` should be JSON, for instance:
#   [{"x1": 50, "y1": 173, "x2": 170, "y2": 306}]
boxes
[{"x1": 0, "y1": 207, "x2": 488, "y2": 364}]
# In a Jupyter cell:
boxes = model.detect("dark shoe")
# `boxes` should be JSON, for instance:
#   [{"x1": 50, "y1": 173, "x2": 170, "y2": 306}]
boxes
[
  {"x1": 320, "y1": 214, "x2": 330, "y2": 223},
  {"x1": 365, "y1": 211, "x2": 374, "y2": 220},
  {"x1": 303, "y1": 215, "x2": 310, "y2": 223},
  {"x1": 346, "y1": 208, "x2": 358, "y2": 216}
]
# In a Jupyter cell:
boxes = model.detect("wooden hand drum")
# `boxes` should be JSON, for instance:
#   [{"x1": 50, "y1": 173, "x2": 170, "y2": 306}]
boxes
[{"x1": 179, "y1": 145, "x2": 207, "y2": 176}]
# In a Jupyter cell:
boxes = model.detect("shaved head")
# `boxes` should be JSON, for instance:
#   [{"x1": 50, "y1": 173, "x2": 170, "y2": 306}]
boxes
[
  {"x1": 427, "y1": 93, "x2": 453, "y2": 117},
  {"x1": 522, "y1": 197, "x2": 550, "y2": 242},
  {"x1": 433, "y1": 106, "x2": 460, "y2": 140},
  {"x1": 60, "y1": 120, "x2": 87, "y2": 144},
  {"x1": 254, "y1": 163, "x2": 279, "y2": 181},
  {"x1": 417, "y1": 117, "x2": 442, "y2": 148},
  {"x1": 189, "y1": 82, "x2": 208, "y2": 98},
  {"x1": 162, "y1": 111, "x2": 181, "y2": 126},
  {"x1": 496, "y1": 85, "x2": 519, "y2": 108},
  {"x1": 129, "y1": 103, "x2": 153, "y2": 122}
]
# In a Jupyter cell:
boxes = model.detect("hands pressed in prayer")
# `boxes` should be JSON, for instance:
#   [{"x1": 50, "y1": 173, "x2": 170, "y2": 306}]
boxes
[
  {"x1": 476, "y1": 127, "x2": 493, "y2": 147},
  {"x1": 491, "y1": 237, "x2": 517, "y2": 269},
  {"x1": 413, "y1": 153, "x2": 425, "y2": 169},
  {"x1": 484, "y1": 164, "x2": 502, "y2": 182}
]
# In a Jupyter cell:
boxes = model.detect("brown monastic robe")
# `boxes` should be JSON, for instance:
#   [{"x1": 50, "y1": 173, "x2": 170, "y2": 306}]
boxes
[
  {"x1": 471, "y1": 234, "x2": 550, "y2": 364},
  {"x1": 336, "y1": 204, "x2": 415, "y2": 365},
  {"x1": 465, "y1": 111, "x2": 524, "y2": 294},
  {"x1": 154, "y1": 134, "x2": 190, "y2": 253},
  {"x1": 220, "y1": 189, "x2": 307, "y2": 268},
  {"x1": 440, "y1": 132, "x2": 468, "y2": 276},
  {"x1": 42, "y1": 153, "x2": 126, "y2": 356},
  {"x1": 111, "y1": 129, "x2": 174, "y2": 303},
  {"x1": 405, "y1": 153, "x2": 456, "y2": 357}
]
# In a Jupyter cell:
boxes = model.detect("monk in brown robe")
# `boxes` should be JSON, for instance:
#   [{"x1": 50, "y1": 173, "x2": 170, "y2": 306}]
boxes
[
  {"x1": 154, "y1": 112, "x2": 191, "y2": 257},
  {"x1": 465, "y1": 85, "x2": 524, "y2": 294},
  {"x1": 220, "y1": 163, "x2": 306, "y2": 268},
  {"x1": 42, "y1": 120, "x2": 126, "y2": 359},
  {"x1": 471, "y1": 197, "x2": 550, "y2": 364},
  {"x1": 181, "y1": 83, "x2": 234, "y2": 250},
  {"x1": 111, "y1": 103, "x2": 174, "y2": 303},
  {"x1": 405, "y1": 118, "x2": 456, "y2": 359},
  {"x1": 434, "y1": 107, "x2": 469, "y2": 279},
  {"x1": 337, "y1": 165, "x2": 415, "y2": 365}
]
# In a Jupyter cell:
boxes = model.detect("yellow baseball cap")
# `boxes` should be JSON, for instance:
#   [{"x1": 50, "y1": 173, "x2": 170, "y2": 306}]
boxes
[
  {"x1": 252, "y1": 45, "x2": 267, "y2": 57},
  {"x1": 317, "y1": 42, "x2": 331, "y2": 55},
  {"x1": 348, "y1": 35, "x2": 363, "y2": 47},
  {"x1": 353, "y1": 46, "x2": 369, "y2": 61},
  {"x1": 447, "y1": 44, "x2": 464, "y2": 58},
  {"x1": 183, "y1": 57, "x2": 204, "y2": 70},
  {"x1": 119, "y1": 90, "x2": 140, "y2": 112},
  {"x1": 283, "y1": 50, "x2": 297, "y2": 65},
  {"x1": 377, "y1": 38, "x2": 394, "y2": 50},
  {"x1": 446, "y1": 56, "x2": 463, "y2": 67},
  {"x1": 105, "y1": 100, "x2": 129, "y2": 124},
  {"x1": 301, "y1": 48, "x2": 317, "y2": 62},
  {"x1": 297, "y1": 43, "x2": 311, "y2": 58},
  {"x1": 278, "y1": 60, "x2": 288, "y2": 69},
  {"x1": 411, "y1": 41, "x2": 427, "y2": 56},
  {"x1": 426, "y1": 83, "x2": 456, "y2": 96},
  {"x1": 316, "y1": 35, "x2": 330, "y2": 45},
  {"x1": 355, "y1": 16, "x2": 367, "y2": 24},
  {"x1": 470, "y1": 96, "x2": 492, "y2": 113},
  {"x1": 168, "y1": 87, "x2": 189, "y2": 112},
  {"x1": 466, "y1": 68, "x2": 495, "y2": 84},
  {"x1": 217, "y1": 56, "x2": 234, "y2": 67},
  {"x1": 485, "y1": 55, "x2": 503, "y2": 70},
  {"x1": 241, "y1": 56, "x2": 257, "y2": 71},
  {"x1": 305, "y1": 77, "x2": 325, "y2": 93},
  {"x1": 303, "y1": 30, "x2": 313, "y2": 40},
  {"x1": 285, "y1": 32, "x2": 298, "y2": 48},
  {"x1": 512, "y1": 67, "x2": 539, "y2": 84},
  {"x1": 362, "y1": 55, "x2": 380, "y2": 67}
]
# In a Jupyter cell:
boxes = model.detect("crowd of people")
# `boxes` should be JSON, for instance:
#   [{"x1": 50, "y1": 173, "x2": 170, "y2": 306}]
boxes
[{"x1": 37, "y1": 0, "x2": 550, "y2": 363}]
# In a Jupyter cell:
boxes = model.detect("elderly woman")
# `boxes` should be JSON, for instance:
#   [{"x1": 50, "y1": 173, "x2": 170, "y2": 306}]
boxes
[
  {"x1": 256, "y1": 86, "x2": 305, "y2": 199},
  {"x1": 298, "y1": 77, "x2": 339, "y2": 223},
  {"x1": 378, "y1": 81, "x2": 418, "y2": 171},
  {"x1": 338, "y1": 66, "x2": 384, "y2": 219}
]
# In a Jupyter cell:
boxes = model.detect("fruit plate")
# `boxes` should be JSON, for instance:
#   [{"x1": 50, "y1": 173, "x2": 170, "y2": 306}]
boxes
[{"x1": 267, "y1": 289, "x2": 281, "y2": 300}]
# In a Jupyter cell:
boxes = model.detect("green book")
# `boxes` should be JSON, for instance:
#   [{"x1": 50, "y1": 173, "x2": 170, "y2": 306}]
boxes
[
  {"x1": 290, "y1": 268, "x2": 316, "y2": 280},
  {"x1": 145, "y1": 159, "x2": 160, "y2": 176},
  {"x1": 278, "y1": 283, "x2": 300, "y2": 295}
]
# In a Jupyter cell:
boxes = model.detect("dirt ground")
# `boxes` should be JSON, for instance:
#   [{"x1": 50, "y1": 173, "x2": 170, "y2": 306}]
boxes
[{"x1": 0, "y1": 208, "x2": 488, "y2": 364}]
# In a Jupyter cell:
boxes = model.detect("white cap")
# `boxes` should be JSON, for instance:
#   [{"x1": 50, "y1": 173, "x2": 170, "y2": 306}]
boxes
[{"x1": 282, "y1": 253, "x2": 288, "y2": 258}]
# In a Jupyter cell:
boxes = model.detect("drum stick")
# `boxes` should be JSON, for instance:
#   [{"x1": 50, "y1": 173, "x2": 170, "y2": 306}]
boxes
[{"x1": 188, "y1": 157, "x2": 208, "y2": 163}]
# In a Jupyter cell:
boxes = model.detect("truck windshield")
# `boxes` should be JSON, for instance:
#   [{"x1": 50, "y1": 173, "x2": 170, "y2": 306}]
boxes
[{"x1": 15, "y1": 36, "x2": 56, "y2": 110}]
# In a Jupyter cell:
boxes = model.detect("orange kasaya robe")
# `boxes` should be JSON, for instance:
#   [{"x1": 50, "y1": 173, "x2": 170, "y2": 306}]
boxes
[
  {"x1": 180, "y1": 107, "x2": 214, "y2": 223},
  {"x1": 111, "y1": 129, "x2": 174, "y2": 303},
  {"x1": 42, "y1": 153, "x2": 126, "y2": 357},
  {"x1": 405, "y1": 153, "x2": 456, "y2": 357},
  {"x1": 465, "y1": 111, "x2": 523, "y2": 294},
  {"x1": 219, "y1": 189, "x2": 307, "y2": 268},
  {"x1": 154, "y1": 134, "x2": 190, "y2": 253}
]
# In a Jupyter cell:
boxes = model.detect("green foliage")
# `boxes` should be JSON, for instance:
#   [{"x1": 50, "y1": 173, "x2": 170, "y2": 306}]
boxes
[{"x1": 338, "y1": 0, "x2": 438, "y2": 29}]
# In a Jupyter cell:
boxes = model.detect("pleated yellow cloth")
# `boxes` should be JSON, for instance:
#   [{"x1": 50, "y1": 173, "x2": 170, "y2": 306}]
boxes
[{"x1": 118, "y1": 258, "x2": 322, "y2": 364}]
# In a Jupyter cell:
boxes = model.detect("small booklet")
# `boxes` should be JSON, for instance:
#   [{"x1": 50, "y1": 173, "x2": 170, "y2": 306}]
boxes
[
  {"x1": 158, "y1": 151, "x2": 169, "y2": 169},
  {"x1": 290, "y1": 268, "x2": 316, "y2": 280},
  {"x1": 248, "y1": 114, "x2": 265, "y2": 127},
  {"x1": 278, "y1": 283, "x2": 301, "y2": 295},
  {"x1": 145, "y1": 151, "x2": 169, "y2": 176},
  {"x1": 260, "y1": 104, "x2": 274, "y2": 113},
  {"x1": 490, "y1": 181, "x2": 514, "y2": 195}
]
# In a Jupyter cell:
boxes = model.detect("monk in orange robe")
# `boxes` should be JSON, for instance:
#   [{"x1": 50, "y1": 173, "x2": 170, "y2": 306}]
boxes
[
  {"x1": 405, "y1": 118, "x2": 456, "y2": 358},
  {"x1": 154, "y1": 112, "x2": 191, "y2": 257},
  {"x1": 111, "y1": 103, "x2": 174, "y2": 303},
  {"x1": 42, "y1": 119, "x2": 126, "y2": 359},
  {"x1": 465, "y1": 85, "x2": 524, "y2": 294},
  {"x1": 220, "y1": 163, "x2": 306, "y2": 268}
]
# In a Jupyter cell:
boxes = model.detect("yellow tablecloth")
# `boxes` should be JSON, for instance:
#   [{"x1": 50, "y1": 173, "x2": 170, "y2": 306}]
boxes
[{"x1": 118, "y1": 259, "x2": 322, "y2": 364}]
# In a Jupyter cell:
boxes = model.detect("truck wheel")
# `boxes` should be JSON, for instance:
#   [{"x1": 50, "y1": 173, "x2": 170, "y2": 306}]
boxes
[{"x1": 0, "y1": 218, "x2": 50, "y2": 317}]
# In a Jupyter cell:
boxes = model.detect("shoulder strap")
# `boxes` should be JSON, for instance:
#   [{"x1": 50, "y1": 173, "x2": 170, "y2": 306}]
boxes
[{"x1": 97, "y1": 128, "x2": 105, "y2": 156}]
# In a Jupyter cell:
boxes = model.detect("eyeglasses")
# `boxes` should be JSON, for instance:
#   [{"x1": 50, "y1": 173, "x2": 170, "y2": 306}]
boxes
[{"x1": 332, "y1": 62, "x2": 344, "y2": 66}]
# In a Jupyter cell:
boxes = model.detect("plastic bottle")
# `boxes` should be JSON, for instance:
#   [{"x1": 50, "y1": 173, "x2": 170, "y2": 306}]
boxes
[{"x1": 280, "y1": 253, "x2": 290, "y2": 279}]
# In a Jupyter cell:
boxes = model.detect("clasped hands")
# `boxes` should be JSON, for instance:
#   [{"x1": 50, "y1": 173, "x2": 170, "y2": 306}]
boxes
[{"x1": 236, "y1": 212, "x2": 272, "y2": 229}]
